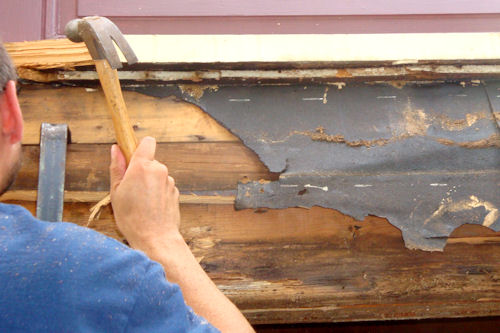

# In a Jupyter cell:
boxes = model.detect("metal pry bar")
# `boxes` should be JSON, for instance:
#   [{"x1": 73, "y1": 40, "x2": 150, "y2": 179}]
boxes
[{"x1": 36, "y1": 123, "x2": 68, "y2": 222}]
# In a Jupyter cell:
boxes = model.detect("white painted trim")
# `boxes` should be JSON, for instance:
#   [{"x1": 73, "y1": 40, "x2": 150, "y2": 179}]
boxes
[{"x1": 121, "y1": 33, "x2": 500, "y2": 64}]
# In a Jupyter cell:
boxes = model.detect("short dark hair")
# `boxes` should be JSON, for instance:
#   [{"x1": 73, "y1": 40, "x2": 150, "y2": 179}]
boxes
[{"x1": 0, "y1": 41, "x2": 17, "y2": 91}]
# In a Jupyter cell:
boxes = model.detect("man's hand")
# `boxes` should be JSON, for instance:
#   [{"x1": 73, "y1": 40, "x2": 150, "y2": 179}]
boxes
[{"x1": 109, "y1": 137, "x2": 181, "y2": 253}]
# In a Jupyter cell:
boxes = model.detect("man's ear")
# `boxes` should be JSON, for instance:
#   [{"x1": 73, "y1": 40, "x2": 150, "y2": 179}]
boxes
[{"x1": 0, "y1": 80, "x2": 23, "y2": 144}]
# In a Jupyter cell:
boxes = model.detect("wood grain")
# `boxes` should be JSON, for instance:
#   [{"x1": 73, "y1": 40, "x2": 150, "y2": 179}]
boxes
[
  {"x1": 4, "y1": 200, "x2": 499, "y2": 324},
  {"x1": 1, "y1": 190, "x2": 235, "y2": 205},
  {"x1": 94, "y1": 60, "x2": 138, "y2": 163},
  {"x1": 12, "y1": 143, "x2": 273, "y2": 192},
  {"x1": 18, "y1": 86, "x2": 236, "y2": 144},
  {"x1": 5, "y1": 38, "x2": 93, "y2": 69}
]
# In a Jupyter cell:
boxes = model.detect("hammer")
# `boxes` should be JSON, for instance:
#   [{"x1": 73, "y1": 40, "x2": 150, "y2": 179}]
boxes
[{"x1": 64, "y1": 16, "x2": 138, "y2": 164}]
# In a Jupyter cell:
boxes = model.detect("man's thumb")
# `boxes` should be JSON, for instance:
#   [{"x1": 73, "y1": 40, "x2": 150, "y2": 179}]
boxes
[{"x1": 109, "y1": 144, "x2": 127, "y2": 192}]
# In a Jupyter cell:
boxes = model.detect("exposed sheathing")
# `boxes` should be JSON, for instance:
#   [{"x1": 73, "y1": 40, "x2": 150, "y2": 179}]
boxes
[{"x1": 132, "y1": 81, "x2": 500, "y2": 251}]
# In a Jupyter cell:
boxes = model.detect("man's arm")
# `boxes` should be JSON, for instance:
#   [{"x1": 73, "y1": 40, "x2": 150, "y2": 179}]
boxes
[{"x1": 109, "y1": 137, "x2": 254, "y2": 333}]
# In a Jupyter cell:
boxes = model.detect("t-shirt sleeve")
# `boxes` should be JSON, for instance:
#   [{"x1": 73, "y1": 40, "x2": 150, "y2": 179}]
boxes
[{"x1": 124, "y1": 261, "x2": 220, "y2": 333}]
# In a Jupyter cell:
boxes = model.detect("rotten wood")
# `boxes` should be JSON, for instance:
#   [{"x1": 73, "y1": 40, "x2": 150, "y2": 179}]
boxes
[
  {"x1": 46, "y1": 65, "x2": 500, "y2": 85},
  {"x1": 2, "y1": 200, "x2": 500, "y2": 324}
]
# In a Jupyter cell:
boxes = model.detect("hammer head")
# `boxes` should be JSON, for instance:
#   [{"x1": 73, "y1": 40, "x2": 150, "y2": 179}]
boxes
[{"x1": 64, "y1": 16, "x2": 138, "y2": 69}]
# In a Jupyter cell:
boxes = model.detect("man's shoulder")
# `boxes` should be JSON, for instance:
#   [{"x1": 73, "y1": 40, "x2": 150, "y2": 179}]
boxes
[
  {"x1": 0, "y1": 203, "x2": 218, "y2": 332},
  {"x1": 0, "y1": 202, "x2": 152, "y2": 277},
  {"x1": 0, "y1": 203, "x2": 162, "y2": 331}
]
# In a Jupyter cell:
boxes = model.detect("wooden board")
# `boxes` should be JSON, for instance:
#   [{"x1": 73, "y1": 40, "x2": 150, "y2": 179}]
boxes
[
  {"x1": 3, "y1": 200, "x2": 499, "y2": 324},
  {"x1": 12, "y1": 143, "x2": 273, "y2": 192},
  {"x1": 19, "y1": 86, "x2": 236, "y2": 144}
]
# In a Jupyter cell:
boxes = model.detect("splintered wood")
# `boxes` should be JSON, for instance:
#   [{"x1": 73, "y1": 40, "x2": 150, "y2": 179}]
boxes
[{"x1": 5, "y1": 38, "x2": 93, "y2": 70}]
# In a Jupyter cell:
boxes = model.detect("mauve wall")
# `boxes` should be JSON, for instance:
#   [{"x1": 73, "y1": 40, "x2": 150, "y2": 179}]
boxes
[
  {"x1": 2, "y1": 0, "x2": 500, "y2": 42},
  {"x1": 0, "y1": 0, "x2": 45, "y2": 42}
]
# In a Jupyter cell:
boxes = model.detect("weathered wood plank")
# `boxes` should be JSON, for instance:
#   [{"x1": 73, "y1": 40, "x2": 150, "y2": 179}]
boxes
[
  {"x1": 4, "y1": 200, "x2": 500, "y2": 324},
  {"x1": 13, "y1": 142, "x2": 273, "y2": 192},
  {"x1": 1, "y1": 191, "x2": 235, "y2": 205},
  {"x1": 19, "y1": 86, "x2": 236, "y2": 144}
]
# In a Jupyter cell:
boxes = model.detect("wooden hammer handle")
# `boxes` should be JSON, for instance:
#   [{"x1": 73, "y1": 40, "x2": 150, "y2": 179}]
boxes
[{"x1": 94, "y1": 59, "x2": 138, "y2": 164}]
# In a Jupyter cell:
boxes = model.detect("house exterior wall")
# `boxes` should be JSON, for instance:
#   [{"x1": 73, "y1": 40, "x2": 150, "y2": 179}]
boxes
[{"x1": 2, "y1": 0, "x2": 500, "y2": 42}]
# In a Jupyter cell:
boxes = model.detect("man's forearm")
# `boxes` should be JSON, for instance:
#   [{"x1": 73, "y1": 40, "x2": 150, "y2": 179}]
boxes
[
  {"x1": 143, "y1": 233, "x2": 255, "y2": 333},
  {"x1": 109, "y1": 139, "x2": 253, "y2": 332}
]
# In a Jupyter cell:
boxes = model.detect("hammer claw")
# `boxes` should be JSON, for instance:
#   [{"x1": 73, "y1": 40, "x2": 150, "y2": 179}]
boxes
[
  {"x1": 108, "y1": 24, "x2": 138, "y2": 66},
  {"x1": 65, "y1": 16, "x2": 137, "y2": 69}
]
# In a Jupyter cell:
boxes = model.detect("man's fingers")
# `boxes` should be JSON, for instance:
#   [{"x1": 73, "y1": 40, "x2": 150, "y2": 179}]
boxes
[
  {"x1": 109, "y1": 144, "x2": 127, "y2": 192},
  {"x1": 167, "y1": 176, "x2": 175, "y2": 188},
  {"x1": 131, "y1": 136, "x2": 157, "y2": 162}
]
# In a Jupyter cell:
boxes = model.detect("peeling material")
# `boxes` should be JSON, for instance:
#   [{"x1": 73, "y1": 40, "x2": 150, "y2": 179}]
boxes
[
  {"x1": 322, "y1": 87, "x2": 329, "y2": 104},
  {"x1": 178, "y1": 84, "x2": 219, "y2": 100},
  {"x1": 424, "y1": 195, "x2": 499, "y2": 228},
  {"x1": 132, "y1": 81, "x2": 500, "y2": 251},
  {"x1": 435, "y1": 111, "x2": 489, "y2": 131},
  {"x1": 295, "y1": 126, "x2": 391, "y2": 148},
  {"x1": 436, "y1": 134, "x2": 500, "y2": 149},
  {"x1": 403, "y1": 107, "x2": 429, "y2": 136}
]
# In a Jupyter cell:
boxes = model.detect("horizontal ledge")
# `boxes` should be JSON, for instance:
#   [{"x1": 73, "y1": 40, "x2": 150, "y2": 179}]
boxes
[
  {"x1": 43, "y1": 65, "x2": 500, "y2": 84},
  {"x1": 1, "y1": 190, "x2": 235, "y2": 205},
  {"x1": 6, "y1": 33, "x2": 500, "y2": 72}
]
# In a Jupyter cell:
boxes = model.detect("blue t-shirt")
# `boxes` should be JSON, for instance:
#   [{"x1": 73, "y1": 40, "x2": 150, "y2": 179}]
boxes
[{"x1": 0, "y1": 203, "x2": 219, "y2": 332}]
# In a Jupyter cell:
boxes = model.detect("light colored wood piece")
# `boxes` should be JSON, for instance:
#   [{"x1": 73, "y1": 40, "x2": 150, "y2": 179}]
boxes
[
  {"x1": 5, "y1": 38, "x2": 93, "y2": 69},
  {"x1": 19, "y1": 86, "x2": 236, "y2": 145}
]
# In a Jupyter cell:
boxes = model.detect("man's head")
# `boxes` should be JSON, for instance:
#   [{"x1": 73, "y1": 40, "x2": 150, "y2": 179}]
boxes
[{"x1": 0, "y1": 41, "x2": 23, "y2": 195}]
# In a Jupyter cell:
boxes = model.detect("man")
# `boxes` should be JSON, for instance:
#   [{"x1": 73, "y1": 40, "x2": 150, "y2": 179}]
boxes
[{"x1": 0, "y1": 42, "x2": 254, "y2": 332}]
